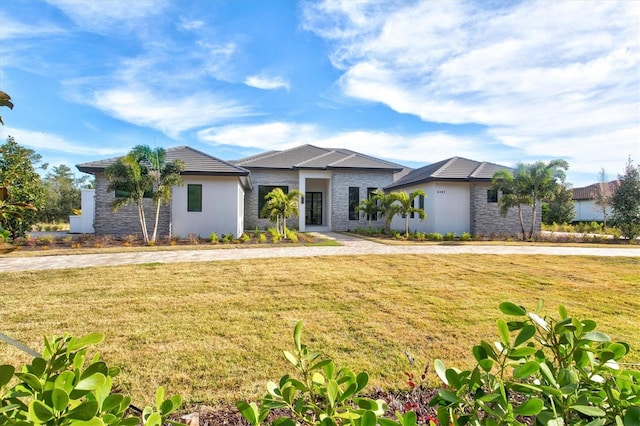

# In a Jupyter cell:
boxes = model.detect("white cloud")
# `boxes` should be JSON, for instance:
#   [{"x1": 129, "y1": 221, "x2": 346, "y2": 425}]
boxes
[
  {"x1": 197, "y1": 121, "x2": 491, "y2": 165},
  {"x1": 45, "y1": 0, "x2": 168, "y2": 33},
  {"x1": 244, "y1": 75, "x2": 290, "y2": 91},
  {"x1": 180, "y1": 18, "x2": 204, "y2": 31},
  {"x1": 87, "y1": 86, "x2": 253, "y2": 139},
  {"x1": 302, "y1": 0, "x2": 640, "y2": 181},
  {"x1": 0, "y1": 127, "x2": 121, "y2": 157},
  {"x1": 0, "y1": 13, "x2": 64, "y2": 40}
]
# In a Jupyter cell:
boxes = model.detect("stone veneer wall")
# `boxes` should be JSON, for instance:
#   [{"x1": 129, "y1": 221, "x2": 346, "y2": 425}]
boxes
[
  {"x1": 331, "y1": 170, "x2": 395, "y2": 231},
  {"x1": 243, "y1": 170, "x2": 300, "y2": 231},
  {"x1": 470, "y1": 182, "x2": 541, "y2": 237},
  {"x1": 94, "y1": 174, "x2": 171, "y2": 238}
]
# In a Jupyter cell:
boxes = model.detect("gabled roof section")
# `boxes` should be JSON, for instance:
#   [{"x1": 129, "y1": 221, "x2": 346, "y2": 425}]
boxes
[
  {"x1": 233, "y1": 144, "x2": 404, "y2": 171},
  {"x1": 572, "y1": 180, "x2": 619, "y2": 201},
  {"x1": 386, "y1": 156, "x2": 511, "y2": 190},
  {"x1": 76, "y1": 146, "x2": 250, "y2": 177}
]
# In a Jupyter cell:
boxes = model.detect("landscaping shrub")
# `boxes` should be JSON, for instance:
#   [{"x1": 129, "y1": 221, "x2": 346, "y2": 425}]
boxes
[
  {"x1": 443, "y1": 232, "x2": 456, "y2": 241},
  {"x1": 285, "y1": 229, "x2": 298, "y2": 243},
  {"x1": 239, "y1": 232, "x2": 251, "y2": 243},
  {"x1": 426, "y1": 233, "x2": 442, "y2": 241},
  {"x1": 430, "y1": 301, "x2": 640, "y2": 425},
  {"x1": 208, "y1": 232, "x2": 219, "y2": 244},
  {"x1": 257, "y1": 233, "x2": 267, "y2": 244},
  {"x1": 0, "y1": 333, "x2": 183, "y2": 426},
  {"x1": 459, "y1": 232, "x2": 471, "y2": 241}
]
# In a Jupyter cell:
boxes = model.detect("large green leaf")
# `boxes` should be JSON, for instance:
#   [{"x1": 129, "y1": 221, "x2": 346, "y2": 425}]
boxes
[
  {"x1": 283, "y1": 351, "x2": 297, "y2": 367},
  {"x1": 67, "y1": 400, "x2": 99, "y2": 420},
  {"x1": 29, "y1": 400, "x2": 54, "y2": 423},
  {"x1": 434, "y1": 359, "x2": 448, "y2": 385},
  {"x1": 68, "y1": 333, "x2": 104, "y2": 351},
  {"x1": 326, "y1": 380, "x2": 338, "y2": 407},
  {"x1": 571, "y1": 405, "x2": 605, "y2": 417},
  {"x1": 54, "y1": 371, "x2": 76, "y2": 394},
  {"x1": 508, "y1": 347, "x2": 537, "y2": 359},
  {"x1": 514, "y1": 325, "x2": 536, "y2": 347},
  {"x1": 624, "y1": 406, "x2": 640, "y2": 426},
  {"x1": 513, "y1": 398, "x2": 543, "y2": 416},
  {"x1": 16, "y1": 372, "x2": 43, "y2": 393},
  {"x1": 236, "y1": 401, "x2": 258, "y2": 426},
  {"x1": 499, "y1": 302, "x2": 526, "y2": 316},
  {"x1": 360, "y1": 410, "x2": 377, "y2": 426},
  {"x1": 513, "y1": 361, "x2": 539, "y2": 379},
  {"x1": 0, "y1": 365, "x2": 15, "y2": 388},
  {"x1": 76, "y1": 373, "x2": 106, "y2": 391},
  {"x1": 497, "y1": 319, "x2": 510, "y2": 346},
  {"x1": 583, "y1": 332, "x2": 610, "y2": 343},
  {"x1": 51, "y1": 388, "x2": 70, "y2": 412},
  {"x1": 293, "y1": 321, "x2": 303, "y2": 352}
]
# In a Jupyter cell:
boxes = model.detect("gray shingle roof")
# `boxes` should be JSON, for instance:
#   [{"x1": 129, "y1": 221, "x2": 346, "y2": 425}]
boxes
[
  {"x1": 386, "y1": 156, "x2": 511, "y2": 190},
  {"x1": 76, "y1": 146, "x2": 250, "y2": 176},
  {"x1": 233, "y1": 144, "x2": 405, "y2": 171}
]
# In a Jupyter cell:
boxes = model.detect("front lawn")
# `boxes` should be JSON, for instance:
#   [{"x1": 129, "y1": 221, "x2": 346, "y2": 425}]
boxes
[{"x1": 2, "y1": 254, "x2": 638, "y2": 410}]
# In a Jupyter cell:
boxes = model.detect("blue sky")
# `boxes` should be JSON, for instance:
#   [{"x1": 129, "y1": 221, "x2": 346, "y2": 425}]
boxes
[{"x1": 1, "y1": 0, "x2": 638, "y2": 187}]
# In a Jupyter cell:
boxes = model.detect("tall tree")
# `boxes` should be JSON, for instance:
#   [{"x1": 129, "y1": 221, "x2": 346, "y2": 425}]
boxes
[
  {"x1": 492, "y1": 160, "x2": 569, "y2": 240},
  {"x1": 105, "y1": 145, "x2": 184, "y2": 244},
  {"x1": 593, "y1": 168, "x2": 612, "y2": 229},
  {"x1": 0, "y1": 136, "x2": 45, "y2": 238},
  {"x1": 139, "y1": 146, "x2": 184, "y2": 243},
  {"x1": 260, "y1": 187, "x2": 303, "y2": 238},
  {"x1": 542, "y1": 183, "x2": 575, "y2": 225},
  {"x1": 389, "y1": 190, "x2": 426, "y2": 237},
  {"x1": 610, "y1": 158, "x2": 640, "y2": 242},
  {"x1": 39, "y1": 164, "x2": 91, "y2": 223}
]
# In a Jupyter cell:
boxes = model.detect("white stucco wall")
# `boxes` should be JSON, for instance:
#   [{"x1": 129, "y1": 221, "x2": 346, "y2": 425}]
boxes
[
  {"x1": 573, "y1": 200, "x2": 607, "y2": 222},
  {"x1": 69, "y1": 188, "x2": 96, "y2": 234},
  {"x1": 389, "y1": 182, "x2": 471, "y2": 235},
  {"x1": 298, "y1": 170, "x2": 332, "y2": 231},
  {"x1": 171, "y1": 176, "x2": 244, "y2": 238}
]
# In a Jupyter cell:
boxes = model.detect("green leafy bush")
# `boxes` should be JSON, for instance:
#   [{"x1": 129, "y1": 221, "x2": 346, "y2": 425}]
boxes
[
  {"x1": 0, "y1": 333, "x2": 183, "y2": 426},
  {"x1": 208, "y1": 232, "x2": 219, "y2": 244},
  {"x1": 257, "y1": 233, "x2": 267, "y2": 244},
  {"x1": 285, "y1": 229, "x2": 298, "y2": 243},
  {"x1": 430, "y1": 302, "x2": 640, "y2": 425},
  {"x1": 238, "y1": 321, "x2": 416, "y2": 426},
  {"x1": 240, "y1": 232, "x2": 251, "y2": 243},
  {"x1": 443, "y1": 232, "x2": 456, "y2": 241},
  {"x1": 459, "y1": 232, "x2": 472, "y2": 241},
  {"x1": 426, "y1": 233, "x2": 442, "y2": 241}
]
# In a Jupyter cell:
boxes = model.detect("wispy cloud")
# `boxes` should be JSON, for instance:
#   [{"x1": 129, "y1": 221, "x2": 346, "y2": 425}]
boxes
[
  {"x1": 302, "y1": 0, "x2": 640, "y2": 172},
  {"x1": 87, "y1": 86, "x2": 253, "y2": 139},
  {"x1": 0, "y1": 12, "x2": 64, "y2": 40},
  {"x1": 244, "y1": 75, "x2": 290, "y2": 91},
  {"x1": 45, "y1": 0, "x2": 168, "y2": 34},
  {"x1": 0, "y1": 127, "x2": 121, "y2": 157}
]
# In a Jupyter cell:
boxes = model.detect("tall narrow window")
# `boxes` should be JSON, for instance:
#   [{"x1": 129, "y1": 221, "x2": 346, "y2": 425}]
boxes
[
  {"x1": 487, "y1": 189, "x2": 498, "y2": 203},
  {"x1": 258, "y1": 185, "x2": 289, "y2": 218},
  {"x1": 419, "y1": 194, "x2": 425, "y2": 210},
  {"x1": 367, "y1": 188, "x2": 378, "y2": 221},
  {"x1": 348, "y1": 187, "x2": 359, "y2": 220},
  {"x1": 187, "y1": 184, "x2": 202, "y2": 212},
  {"x1": 410, "y1": 197, "x2": 415, "y2": 218}
]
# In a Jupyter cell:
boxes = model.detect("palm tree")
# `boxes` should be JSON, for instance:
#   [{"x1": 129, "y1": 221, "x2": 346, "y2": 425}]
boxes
[
  {"x1": 492, "y1": 160, "x2": 568, "y2": 240},
  {"x1": 105, "y1": 145, "x2": 184, "y2": 244},
  {"x1": 141, "y1": 146, "x2": 184, "y2": 243},
  {"x1": 389, "y1": 189, "x2": 426, "y2": 237},
  {"x1": 371, "y1": 189, "x2": 396, "y2": 234},
  {"x1": 354, "y1": 197, "x2": 379, "y2": 229},
  {"x1": 260, "y1": 188, "x2": 303, "y2": 238}
]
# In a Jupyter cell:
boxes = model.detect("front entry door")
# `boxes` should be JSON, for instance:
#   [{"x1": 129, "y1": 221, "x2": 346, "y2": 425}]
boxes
[{"x1": 305, "y1": 192, "x2": 322, "y2": 225}]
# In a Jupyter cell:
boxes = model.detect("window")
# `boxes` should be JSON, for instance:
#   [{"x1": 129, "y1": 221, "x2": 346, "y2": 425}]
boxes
[
  {"x1": 367, "y1": 188, "x2": 378, "y2": 221},
  {"x1": 258, "y1": 185, "x2": 288, "y2": 218},
  {"x1": 419, "y1": 194, "x2": 425, "y2": 210},
  {"x1": 348, "y1": 187, "x2": 359, "y2": 220},
  {"x1": 410, "y1": 197, "x2": 415, "y2": 219},
  {"x1": 487, "y1": 189, "x2": 498, "y2": 203},
  {"x1": 115, "y1": 189, "x2": 152, "y2": 198},
  {"x1": 187, "y1": 184, "x2": 202, "y2": 212}
]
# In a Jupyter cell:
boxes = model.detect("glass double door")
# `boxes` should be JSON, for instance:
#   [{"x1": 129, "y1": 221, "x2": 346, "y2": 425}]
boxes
[{"x1": 305, "y1": 192, "x2": 322, "y2": 225}]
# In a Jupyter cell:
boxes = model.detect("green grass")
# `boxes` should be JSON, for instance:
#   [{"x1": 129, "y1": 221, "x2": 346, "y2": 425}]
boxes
[{"x1": 2, "y1": 254, "x2": 638, "y2": 409}]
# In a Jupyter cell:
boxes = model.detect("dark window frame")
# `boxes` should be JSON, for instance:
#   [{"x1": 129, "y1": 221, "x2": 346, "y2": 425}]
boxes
[
  {"x1": 487, "y1": 189, "x2": 498, "y2": 203},
  {"x1": 187, "y1": 184, "x2": 203, "y2": 212},
  {"x1": 348, "y1": 187, "x2": 360, "y2": 220}
]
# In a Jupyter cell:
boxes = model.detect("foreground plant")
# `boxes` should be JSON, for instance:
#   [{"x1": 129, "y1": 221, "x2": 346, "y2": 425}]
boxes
[
  {"x1": 238, "y1": 321, "x2": 418, "y2": 426},
  {"x1": 0, "y1": 333, "x2": 183, "y2": 426},
  {"x1": 431, "y1": 302, "x2": 640, "y2": 425}
]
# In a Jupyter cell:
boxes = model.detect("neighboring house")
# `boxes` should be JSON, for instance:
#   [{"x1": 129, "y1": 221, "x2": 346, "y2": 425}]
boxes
[
  {"x1": 572, "y1": 180, "x2": 618, "y2": 222},
  {"x1": 232, "y1": 144, "x2": 406, "y2": 232},
  {"x1": 76, "y1": 146, "x2": 252, "y2": 238},
  {"x1": 385, "y1": 156, "x2": 541, "y2": 237}
]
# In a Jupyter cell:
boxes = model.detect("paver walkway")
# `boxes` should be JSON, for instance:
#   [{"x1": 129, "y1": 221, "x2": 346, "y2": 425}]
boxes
[{"x1": 1, "y1": 232, "x2": 639, "y2": 273}]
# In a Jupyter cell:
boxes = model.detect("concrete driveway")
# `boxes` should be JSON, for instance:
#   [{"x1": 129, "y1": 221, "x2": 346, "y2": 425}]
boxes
[{"x1": 1, "y1": 232, "x2": 639, "y2": 273}]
